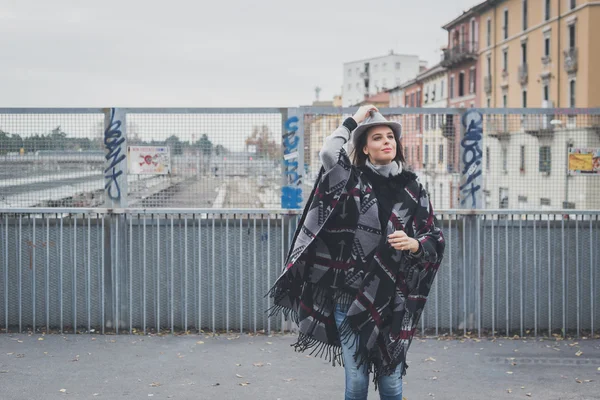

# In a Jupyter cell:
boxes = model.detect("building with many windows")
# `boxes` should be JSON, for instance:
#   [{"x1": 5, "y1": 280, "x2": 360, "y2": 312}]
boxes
[
  {"x1": 342, "y1": 51, "x2": 426, "y2": 107},
  {"x1": 477, "y1": 0, "x2": 600, "y2": 209}
]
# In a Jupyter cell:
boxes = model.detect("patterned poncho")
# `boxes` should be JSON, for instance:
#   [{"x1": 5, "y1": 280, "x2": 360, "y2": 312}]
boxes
[{"x1": 267, "y1": 148, "x2": 445, "y2": 386}]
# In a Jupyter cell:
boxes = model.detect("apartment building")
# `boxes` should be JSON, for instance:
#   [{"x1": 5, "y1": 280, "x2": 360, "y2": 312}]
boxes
[
  {"x1": 342, "y1": 52, "x2": 426, "y2": 107},
  {"x1": 478, "y1": 0, "x2": 600, "y2": 209}
]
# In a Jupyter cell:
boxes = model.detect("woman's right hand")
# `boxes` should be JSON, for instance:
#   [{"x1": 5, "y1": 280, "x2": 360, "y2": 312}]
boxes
[{"x1": 352, "y1": 105, "x2": 378, "y2": 124}]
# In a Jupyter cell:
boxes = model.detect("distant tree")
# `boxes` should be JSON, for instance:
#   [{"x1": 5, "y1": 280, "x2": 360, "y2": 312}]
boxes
[
  {"x1": 245, "y1": 125, "x2": 279, "y2": 159},
  {"x1": 215, "y1": 144, "x2": 228, "y2": 156},
  {"x1": 196, "y1": 134, "x2": 213, "y2": 156},
  {"x1": 165, "y1": 135, "x2": 183, "y2": 155}
]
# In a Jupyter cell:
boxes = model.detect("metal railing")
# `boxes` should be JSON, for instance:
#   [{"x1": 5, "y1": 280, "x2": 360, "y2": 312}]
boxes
[
  {"x1": 441, "y1": 41, "x2": 478, "y2": 67},
  {"x1": 0, "y1": 208, "x2": 598, "y2": 338}
]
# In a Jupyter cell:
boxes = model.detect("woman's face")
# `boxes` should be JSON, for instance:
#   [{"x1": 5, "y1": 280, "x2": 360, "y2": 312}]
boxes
[{"x1": 363, "y1": 125, "x2": 396, "y2": 165}]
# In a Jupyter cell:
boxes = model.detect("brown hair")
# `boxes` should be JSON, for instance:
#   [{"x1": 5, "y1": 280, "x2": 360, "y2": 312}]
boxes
[{"x1": 351, "y1": 125, "x2": 406, "y2": 167}]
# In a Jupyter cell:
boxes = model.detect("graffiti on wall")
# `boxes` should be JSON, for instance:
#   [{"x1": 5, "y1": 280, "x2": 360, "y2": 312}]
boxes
[
  {"x1": 104, "y1": 108, "x2": 126, "y2": 201},
  {"x1": 281, "y1": 116, "x2": 302, "y2": 208},
  {"x1": 459, "y1": 110, "x2": 483, "y2": 208}
]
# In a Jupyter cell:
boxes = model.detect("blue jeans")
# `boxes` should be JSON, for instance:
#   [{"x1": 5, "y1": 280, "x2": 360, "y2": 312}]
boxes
[{"x1": 334, "y1": 303, "x2": 403, "y2": 400}]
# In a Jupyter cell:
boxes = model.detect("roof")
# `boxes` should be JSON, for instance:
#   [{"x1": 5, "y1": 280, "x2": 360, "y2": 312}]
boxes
[
  {"x1": 343, "y1": 53, "x2": 420, "y2": 66},
  {"x1": 416, "y1": 63, "x2": 447, "y2": 81},
  {"x1": 363, "y1": 92, "x2": 390, "y2": 103},
  {"x1": 441, "y1": 0, "x2": 491, "y2": 30}
]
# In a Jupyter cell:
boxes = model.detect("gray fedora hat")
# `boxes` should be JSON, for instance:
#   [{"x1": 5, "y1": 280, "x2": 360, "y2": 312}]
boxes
[{"x1": 351, "y1": 111, "x2": 402, "y2": 150}]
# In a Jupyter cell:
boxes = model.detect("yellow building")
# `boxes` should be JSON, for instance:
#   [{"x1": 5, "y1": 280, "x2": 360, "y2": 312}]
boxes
[{"x1": 479, "y1": 0, "x2": 600, "y2": 108}]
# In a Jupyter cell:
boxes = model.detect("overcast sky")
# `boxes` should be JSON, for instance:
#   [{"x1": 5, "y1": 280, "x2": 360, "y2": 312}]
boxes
[{"x1": 0, "y1": 0, "x2": 478, "y2": 108}]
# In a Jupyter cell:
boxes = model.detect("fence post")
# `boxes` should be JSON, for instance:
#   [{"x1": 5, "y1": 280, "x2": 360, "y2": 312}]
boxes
[
  {"x1": 281, "y1": 108, "x2": 304, "y2": 209},
  {"x1": 102, "y1": 108, "x2": 128, "y2": 332},
  {"x1": 459, "y1": 108, "x2": 484, "y2": 335}
]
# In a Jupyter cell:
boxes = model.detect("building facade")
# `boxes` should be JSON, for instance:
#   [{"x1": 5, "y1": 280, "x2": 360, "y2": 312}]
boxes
[
  {"x1": 477, "y1": 0, "x2": 600, "y2": 209},
  {"x1": 342, "y1": 52, "x2": 426, "y2": 107},
  {"x1": 397, "y1": 79, "x2": 424, "y2": 173}
]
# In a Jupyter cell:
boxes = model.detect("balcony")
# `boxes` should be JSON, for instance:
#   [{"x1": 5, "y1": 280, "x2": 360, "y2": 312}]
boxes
[
  {"x1": 486, "y1": 118, "x2": 511, "y2": 140},
  {"x1": 441, "y1": 42, "x2": 478, "y2": 68},
  {"x1": 564, "y1": 47, "x2": 578, "y2": 74},
  {"x1": 523, "y1": 114, "x2": 554, "y2": 137},
  {"x1": 484, "y1": 76, "x2": 492, "y2": 95},
  {"x1": 518, "y1": 64, "x2": 528, "y2": 85}
]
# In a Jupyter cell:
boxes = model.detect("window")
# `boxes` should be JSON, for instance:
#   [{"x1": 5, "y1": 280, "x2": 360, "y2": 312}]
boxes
[
  {"x1": 569, "y1": 23, "x2": 576, "y2": 49},
  {"x1": 539, "y1": 146, "x2": 551, "y2": 172},
  {"x1": 522, "y1": 0, "x2": 528, "y2": 31},
  {"x1": 356, "y1": 83, "x2": 360, "y2": 89},
  {"x1": 460, "y1": 25, "x2": 465, "y2": 45},
  {"x1": 540, "y1": 198, "x2": 551, "y2": 206},
  {"x1": 543, "y1": 84, "x2": 549, "y2": 102},
  {"x1": 544, "y1": 37, "x2": 551, "y2": 57},
  {"x1": 450, "y1": 76, "x2": 455, "y2": 99},
  {"x1": 405, "y1": 94, "x2": 409, "y2": 107},
  {"x1": 347, "y1": 84, "x2": 351, "y2": 90},
  {"x1": 431, "y1": 87, "x2": 436, "y2": 102},
  {"x1": 416, "y1": 91, "x2": 421, "y2": 106},
  {"x1": 439, "y1": 144, "x2": 444, "y2": 164},
  {"x1": 486, "y1": 146, "x2": 490, "y2": 171},
  {"x1": 424, "y1": 144, "x2": 429, "y2": 165},
  {"x1": 432, "y1": 114, "x2": 437, "y2": 128},
  {"x1": 545, "y1": 0, "x2": 551, "y2": 20},
  {"x1": 382, "y1": 63, "x2": 387, "y2": 71},
  {"x1": 522, "y1": 42, "x2": 527, "y2": 64},
  {"x1": 469, "y1": 69, "x2": 476, "y2": 94},
  {"x1": 502, "y1": 148, "x2": 508, "y2": 172},
  {"x1": 382, "y1": 78, "x2": 387, "y2": 89},
  {"x1": 523, "y1": 90, "x2": 527, "y2": 107},
  {"x1": 425, "y1": 115, "x2": 430, "y2": 130},
  {"x1": 458, "y1": 72, "x2": 465, "y2": 97},
  {"x1": 348, "y1": 69, "x2": 352, "y2": 76},
  {"x1": 471, "y1": 19, "x2": 477, "y2": 50},
  {"x1": 503, "y1": 94, "x2": 507, "y2": 108},
  {"x1": 503, "y1": 9, "x2": 509, "y2": 39},
  {"x1": 487, "y1": 18, "x2": 491, "y2": 47},
  {"x1": 441, "y1": 80, "x2": 445, "y2": 98},
  {"x1": 416, "y1": 145, "x2": 420, "y2": 162},
  {"x1": 487, "y1": 98, "x2": 491, "y2": 107},
  {"x1": 395, "y1": 62, "x2": 401, "y2": 70},
  {"x1": 374, "y1": 64, "x2": 378, "y2": 72},
  {"x1": 502, "y1": 49, "x2": 508, "y2": 72},
  {"x1": 570, "y1": 0, "x2": 576, "y2": 10},
  {"x1": 487, "y1": 55, "x2": 492, "y2": 76},
  {"x1": 520, "y1": 145, "x2": 526, "y2": 171},
  {"x1": 569, "y1": 80, "x2": 576, "y2": 108}
]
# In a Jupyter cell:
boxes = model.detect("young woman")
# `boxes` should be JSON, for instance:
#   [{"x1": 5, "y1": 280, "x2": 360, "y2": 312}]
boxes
[{"x1": 268, "y1": 105, "x2": 445, "y2": 400}]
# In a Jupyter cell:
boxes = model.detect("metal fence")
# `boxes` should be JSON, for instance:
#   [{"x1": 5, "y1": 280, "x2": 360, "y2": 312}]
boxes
[
  {"x1": 2, "y1": 107, "x2": 599, "y2": 210},
  {"x1": 1, "y1": 209, "x2": 598, "y2": 338}
]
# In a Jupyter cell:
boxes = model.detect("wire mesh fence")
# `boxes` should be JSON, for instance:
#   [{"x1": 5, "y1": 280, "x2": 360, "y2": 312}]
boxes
[{"x1": 1, "y1": 107, "x2": 599, "y2": 210}]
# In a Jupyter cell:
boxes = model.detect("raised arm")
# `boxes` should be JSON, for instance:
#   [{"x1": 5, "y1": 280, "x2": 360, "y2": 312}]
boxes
[{"x1": 318, "y1": 105, "x2": 378, "y2": 170}]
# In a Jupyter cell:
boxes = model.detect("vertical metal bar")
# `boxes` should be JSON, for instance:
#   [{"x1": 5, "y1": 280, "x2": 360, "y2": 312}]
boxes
[
  {"x1": 170, "y1": 217, "x2": 174, "y2": 334},
  {"x1": 533, "y1": 214, "x2": 538, "y2": 337},
  {"x1": 435, "y1": 214, "x2": 440, "y2": 336},
  {"x1": 46, "y1": 215, "x2": 50, "y2": 333},
  {"x1": 198, "y1": 214, "x2": 202, "y2": 331},
  {"x1": 87, "y1": 215, "x2": 91, "y2": 333},
  {"x1": 491, "y1": 214, "x2": 495, "y2": 336},
  {"x1": 240, "y1": 214, "x2": 244, "y2": 333},
  {"x1": 575, "y1": 214, "x2": 580, "y2": 337},
  {"x1": 129, "y1": 214, "x2": 133, "y2": 334},
  {"x1": 477, "y1": 215, "x2": 481, "y2": 338},
  {"x1": 448, "y1": 214, "x2": 453, "y2": 336},
  {"x1": 267, "y1": 214, "x2": 271, "y2": 334},
  {"x1": 18, "y1": 216, "x2": 22, "y2": 333},
  {"x1": 519, "y1": 215, "x2": 523, "y2": 337},
  {"x1": 60, "y1": 216, "x2": 64, "y2": 333},
  {"x1": 184, "y1": 215, "x2": 188, "y2": 332},
  {"x1": 101, "y1": 216, "x2": 104, "y2": 335},
  {"x1": 32, "y1": 216, "x2": 36, "y2": 331},
  {"x1": 143, "y1": 215, "x2": 147, "y2": 334},
  {"x1": 253, "y1": 215, "x2": 257, "y2": 333},
  {"x1": 212, "y1": 216, "x2": 215, "y2": 334},
  {"x1": 156, "y1": 214, "x2": 160, "y2": 333},
  {"x1": 115, "y1": 216, "x2": 119, "y2": 335},
  {"x1": 4, "y1": 215, "x2": 8, "y2": 332},
  {"x1": 462, "y1": 215, "x2": 466, "y2": 336},
  {"x1": 505, "y1": 215, "x2": 509, "y2": 335},
  {"x1": 590, "y1": 217, "x2": 594, "y2": 336},
  {"x1": 547, "y1": 216, "x2": 552, "y2": 336},
  {"x1": 73, "y1": 215, "x2": 77, "y2": 333},
  {"x1": 226, "y1": 215, "x2": 230, "y2": 333},
  {"x1": 561, "y1": 216, "x2": 566, "y2": 337}
]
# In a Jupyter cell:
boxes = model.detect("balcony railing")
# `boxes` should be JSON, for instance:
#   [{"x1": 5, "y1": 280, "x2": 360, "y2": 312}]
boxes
[
  {"x1": 484, "y1": 76, "x2": 492, "y2": 94},
  {"x1": 519, "y1": 64, "x2": 528, "y2": 85},
  {"x1": 564, "y1": 47, "x2": 578, "y2": 74},
  {"x1": 441, "y1": 41, "x2": 478, "y2": 67}
]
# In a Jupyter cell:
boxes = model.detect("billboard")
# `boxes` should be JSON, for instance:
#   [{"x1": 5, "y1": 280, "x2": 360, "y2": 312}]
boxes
[
  {"x1": 568, "y1": 148, "x2": 600, "y2": 175},
  {"x1": 128, "y1": 146, "x2": 171, "y2": 175}
]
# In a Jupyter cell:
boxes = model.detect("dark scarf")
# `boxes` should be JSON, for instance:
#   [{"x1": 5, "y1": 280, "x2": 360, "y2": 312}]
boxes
[{"x1": 267, "y1": 148, "x2": 445, "y2": 388}]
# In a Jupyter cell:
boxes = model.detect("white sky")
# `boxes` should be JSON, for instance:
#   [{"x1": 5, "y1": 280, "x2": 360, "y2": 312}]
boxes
[{"x1": 0, "y1": 0, "x2": 479, "y2": 108}]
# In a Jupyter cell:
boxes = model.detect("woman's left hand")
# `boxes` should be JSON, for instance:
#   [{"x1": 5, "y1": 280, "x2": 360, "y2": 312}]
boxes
[{"x1": 387, "y1": 230, "x2": 420, "y2": 253}]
